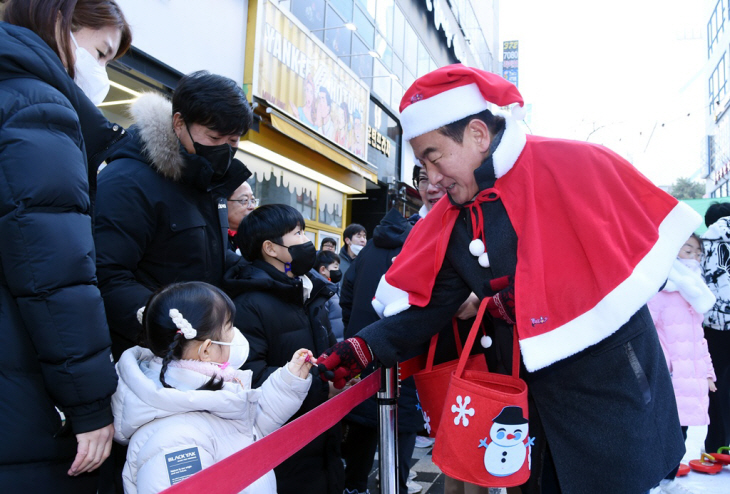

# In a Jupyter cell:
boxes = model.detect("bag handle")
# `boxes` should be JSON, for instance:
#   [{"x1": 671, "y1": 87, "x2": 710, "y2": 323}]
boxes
[
  {"x1": 455, "y1": 297, "x2": 521, "y2": 379},
  {"x1": 424, "y1": 318, "x2": 464, "y2": 372}
]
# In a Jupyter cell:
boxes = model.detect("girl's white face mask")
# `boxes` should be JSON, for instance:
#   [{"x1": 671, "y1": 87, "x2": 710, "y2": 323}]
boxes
[
  {"x1": 70, "y1": 32, "x2": 110, "y2": 105},
  {"x1": 201, "y1": 328, "x2": 250, "y2": 370}
]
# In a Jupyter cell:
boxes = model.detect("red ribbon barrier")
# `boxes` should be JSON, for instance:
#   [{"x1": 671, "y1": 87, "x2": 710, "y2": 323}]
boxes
[{"x1": 161, "y1": 355, "x2": 425, "y2": 494}]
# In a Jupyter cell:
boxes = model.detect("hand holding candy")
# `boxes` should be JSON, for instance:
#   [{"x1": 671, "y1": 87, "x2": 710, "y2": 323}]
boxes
[{"x1": 288, "y1": 348, "x2": 315, "y2": 379}]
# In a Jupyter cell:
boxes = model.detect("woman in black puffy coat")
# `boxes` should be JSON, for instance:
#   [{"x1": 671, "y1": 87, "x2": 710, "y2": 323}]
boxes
[{"x1": 0, "y1": 1, "x2": 130, "y2": 491}]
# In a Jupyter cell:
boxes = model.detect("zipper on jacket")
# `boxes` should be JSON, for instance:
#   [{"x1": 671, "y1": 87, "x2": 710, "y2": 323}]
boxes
[{"x1": 89, "y1": 126, "x2": 126, "y2": 166}]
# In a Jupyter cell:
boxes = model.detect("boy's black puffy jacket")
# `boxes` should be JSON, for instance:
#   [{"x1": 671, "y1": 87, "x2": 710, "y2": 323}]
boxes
[{"x1": 225, "y1": 259, "x2": 343, "y2": 493}]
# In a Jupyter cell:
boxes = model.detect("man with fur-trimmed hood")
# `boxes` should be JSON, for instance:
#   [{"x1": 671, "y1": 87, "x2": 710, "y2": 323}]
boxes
[{"x1": 95, "y1": 71, "x2": 253, "y2": 360}]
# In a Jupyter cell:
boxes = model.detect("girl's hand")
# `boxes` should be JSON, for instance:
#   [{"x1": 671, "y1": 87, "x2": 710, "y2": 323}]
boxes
[
  {"x1": 288, "y1": 349, "x2": 314, "y2": 379},
  {"x1": 709, "y1": 378, "x2": 717, "y2": 392}
]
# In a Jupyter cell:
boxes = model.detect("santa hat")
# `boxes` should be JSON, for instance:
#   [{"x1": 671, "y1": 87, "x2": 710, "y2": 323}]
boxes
[{"x1": 399, "y1": 64, "x2": 525, "y2": 141}]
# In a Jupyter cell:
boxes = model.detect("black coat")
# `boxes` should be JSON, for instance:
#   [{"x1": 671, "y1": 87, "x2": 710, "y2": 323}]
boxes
[
  {"x1": 225, "y1": 260, "x2": 343, "y2": 494},
  {"x1": 94, "y1": 94, "x2": 249, "y2": 359},
  {"x1": 0, "y1": 23, "x2": 125, "y2": 491}
]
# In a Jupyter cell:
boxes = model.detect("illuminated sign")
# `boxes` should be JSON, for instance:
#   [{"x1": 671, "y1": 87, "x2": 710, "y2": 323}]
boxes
[{"x1": 503, "y1": 40, "x2": 519, "y2": 87}]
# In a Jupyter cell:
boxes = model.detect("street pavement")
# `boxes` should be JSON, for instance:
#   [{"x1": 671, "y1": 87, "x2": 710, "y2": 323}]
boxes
[{"x1": 365, "y1": 427, "x2": 729, "y2": 494}]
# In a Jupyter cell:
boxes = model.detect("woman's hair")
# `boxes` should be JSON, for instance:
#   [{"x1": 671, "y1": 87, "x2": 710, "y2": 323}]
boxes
[
  {"x1": 3, "y1": 0, "x2": 132, "y2": 79},
  {"x1": 236, "y1": 204, "x2": 306, "y2": 261},
  {"x1": 140, "y1": 282, "x2": 235, "y2": 391}
]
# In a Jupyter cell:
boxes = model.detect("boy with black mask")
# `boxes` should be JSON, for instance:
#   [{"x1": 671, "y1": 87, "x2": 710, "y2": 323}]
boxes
[
  {"x1": 225, "y1": 204, "x2": 344, "y2": 494},
  {"x1": 95, "y1": 70, "x2": 253, "y2": 360}
]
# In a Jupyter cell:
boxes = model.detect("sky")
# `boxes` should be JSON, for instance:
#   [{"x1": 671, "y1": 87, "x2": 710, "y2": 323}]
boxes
[{"x1": 498, "y1": 0, "x2": 709, "y2": 187}]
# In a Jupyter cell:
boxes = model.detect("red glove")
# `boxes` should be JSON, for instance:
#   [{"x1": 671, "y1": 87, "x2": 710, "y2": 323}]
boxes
[
  {"x1": 315, "y1": 337, "x2": 373, "y2": 389},
  {"x1": 485, "y1": 275, "x2": 515, "y2": 324}
]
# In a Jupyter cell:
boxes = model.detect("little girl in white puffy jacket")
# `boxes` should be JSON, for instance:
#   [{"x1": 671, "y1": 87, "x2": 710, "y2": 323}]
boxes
[{"x1": 111, "y1": 281, "x2": 313, "y2": 494}]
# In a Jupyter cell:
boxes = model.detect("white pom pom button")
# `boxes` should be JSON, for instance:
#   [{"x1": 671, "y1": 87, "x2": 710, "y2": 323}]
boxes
[
  {"x1": 469, "y1": 239, "x2": 485, "y2": 257},
  {"x1": 480, "y1": 335, "x2": 492, "y2": 348},
  {"x1": 478, "y1": 252, "x2": 490, "y2": 268}
]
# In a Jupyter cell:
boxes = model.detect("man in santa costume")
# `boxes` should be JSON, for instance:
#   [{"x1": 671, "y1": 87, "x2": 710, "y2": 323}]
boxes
[{"x1": 316, "y1": 64, "x2": 697, "y2": 493}]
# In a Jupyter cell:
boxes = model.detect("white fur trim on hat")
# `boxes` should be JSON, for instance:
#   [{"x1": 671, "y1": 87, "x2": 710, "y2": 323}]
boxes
[{"x1": 401, "y1": 83, "x2": 489, "y2": 141}]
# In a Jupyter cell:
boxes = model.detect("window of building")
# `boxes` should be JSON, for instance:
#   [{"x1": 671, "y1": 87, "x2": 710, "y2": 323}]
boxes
[
  {"x1": 708, "y1": 0, "x2": 726, "y2": 58},
  {"x1": 353, "y1": 4, "x2": 375, "y2": 48},
  {"x1": 710, "y1": 52, "x2": 727, "y2": 114},
  {"x1": 417, "y1": 41, "x2": 431, "y2": 77},
  {"x1": 404, "y1": 21, "x2": 418, "y2": 76},
  {"x1": 375, "y1": 0, "x2": 394, "y2": 44},
  {"x1": 372, "y1": 58, "x2": 391, "y2": 103},
  {"x1": 392, "y1": 5, "x2": 405, "y2": 58},
  {"x1": 330, "y1": 0, "x2": 353, "y2": 20},
  {"x1": 291, "y1": 0, "x2": 325, "y2": 34},
  {"x1": 324, "y1": 6, "x2": 352, "y2": 57},
  {"x1": 350, "y1": 34, "x2": 373, "y2": 79}
]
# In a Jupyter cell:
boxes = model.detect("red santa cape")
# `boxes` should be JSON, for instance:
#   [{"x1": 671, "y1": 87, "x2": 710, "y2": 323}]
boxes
[{"x1": 372, "y1": 116, "x2": 701, "y2": 371}]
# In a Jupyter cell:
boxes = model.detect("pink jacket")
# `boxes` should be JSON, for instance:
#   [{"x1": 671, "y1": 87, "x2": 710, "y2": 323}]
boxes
[{"x1": 648, "y1": 291, "x2": 716, "y2": 426}]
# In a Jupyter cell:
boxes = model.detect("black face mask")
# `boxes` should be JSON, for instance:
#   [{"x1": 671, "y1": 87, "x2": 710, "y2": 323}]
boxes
[
  {"x1": 328, "y1": 269, "x2": 343, "y2": 283},
  {"x1": 186, "y1": 125, "x2": 234, "y2": 181},
  {"x1": 274, "y1": 241, "x2": 317, "y2": 277}
]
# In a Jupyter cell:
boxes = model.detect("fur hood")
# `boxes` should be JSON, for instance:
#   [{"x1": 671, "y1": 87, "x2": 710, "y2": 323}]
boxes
[{"x1": 128, "y1": 93, "x2": 185, "y2": 181}]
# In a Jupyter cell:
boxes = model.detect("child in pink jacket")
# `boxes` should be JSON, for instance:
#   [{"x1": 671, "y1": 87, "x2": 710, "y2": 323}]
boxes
[{"x1": 648, "y1": 234, "x2": 717, "y2": 436}]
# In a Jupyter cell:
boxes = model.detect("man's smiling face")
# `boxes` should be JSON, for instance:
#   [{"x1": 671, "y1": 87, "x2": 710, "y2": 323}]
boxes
[{"x1": 410, "y1": 122, "x2": 488, "y2": 205}]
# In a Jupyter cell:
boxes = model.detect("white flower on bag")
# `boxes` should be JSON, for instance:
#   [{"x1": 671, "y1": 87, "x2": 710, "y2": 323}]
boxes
[{"x1": 451, "y1": 395, "x2": 475, "y2": 427}]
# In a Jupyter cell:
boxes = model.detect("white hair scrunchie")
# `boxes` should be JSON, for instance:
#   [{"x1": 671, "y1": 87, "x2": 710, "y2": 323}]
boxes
[
  {"x1": 136, "y1": 306, "x2": 146, "y2": 325},
  {"x1": 169, "y1": 309, "x2": 197, "y2": 339}
]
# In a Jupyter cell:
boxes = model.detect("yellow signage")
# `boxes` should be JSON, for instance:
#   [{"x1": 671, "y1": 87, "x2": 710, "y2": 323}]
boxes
[{"x1": 255, "y1": 0, "x2": 369, "y2": 162}]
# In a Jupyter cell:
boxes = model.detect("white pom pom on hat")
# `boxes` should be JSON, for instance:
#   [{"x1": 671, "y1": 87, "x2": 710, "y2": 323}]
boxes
[{"x1": 399, "y1": 64, "x2": 526, "y2": 141}]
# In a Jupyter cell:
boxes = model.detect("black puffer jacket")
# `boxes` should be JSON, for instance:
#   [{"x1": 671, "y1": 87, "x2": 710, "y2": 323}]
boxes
[
  {"x1": 0, "y1": 22, "x2": 125, "y2": 490},
  {"x1": 94, "y1": 93, "x2": 250, "y2": 359},
  {"x1": 340, "y1": 209, "x2": 426, "y2": 432},
  {"x1": 225, "y1": 259, "x2": 342, "y2": 494}
]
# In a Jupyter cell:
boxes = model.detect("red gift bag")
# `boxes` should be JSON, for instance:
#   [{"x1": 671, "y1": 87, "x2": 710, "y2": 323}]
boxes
[
  {"x1": 413, "y1": 319, "x2": 488, "y2": 437},
  {"x1": 433, "y1": 300, "x2": 531, "y2": 488}
]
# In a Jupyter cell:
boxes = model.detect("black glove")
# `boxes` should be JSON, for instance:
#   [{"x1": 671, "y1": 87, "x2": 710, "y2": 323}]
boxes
[{"x1": 314, "y1": 337, "x2": 373, "y2": 389}]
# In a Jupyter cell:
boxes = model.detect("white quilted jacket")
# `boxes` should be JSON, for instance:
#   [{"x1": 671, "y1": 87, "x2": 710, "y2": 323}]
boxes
[{"x1": 112, "y1": 346, "x2": 311, "y2": 494}]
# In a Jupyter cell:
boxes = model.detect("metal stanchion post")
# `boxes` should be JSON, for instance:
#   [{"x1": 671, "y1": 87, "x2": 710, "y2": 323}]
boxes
[{"x1": 378, "y1": 364, "x2": 399, "y2": 494}]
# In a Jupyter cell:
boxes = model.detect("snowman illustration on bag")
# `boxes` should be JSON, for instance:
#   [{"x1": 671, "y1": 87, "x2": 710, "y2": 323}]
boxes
[{"x1": 479, "y1": 406, "x2": 533, "y2": 477}]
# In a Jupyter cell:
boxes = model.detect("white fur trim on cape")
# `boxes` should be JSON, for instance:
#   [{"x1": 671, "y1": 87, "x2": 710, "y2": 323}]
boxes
[
  {"x1": 401, "y1": 83, "x2": 489, "y2": 141},
  {"x1": 664, "y1": 259, "x2": 716, "y2": 314},
  {"x1": 372, "y1": 275, "x2": 411, "y2": 318},
  {"x1": 492, "y1": 114, "x2": 527, "y2": 179},
  {"x1": 128, "y1": 93, "x2": 185, "y2": 181},
  {"x1": 519, "y1": 201, "x2": 702, "y2": 371}
]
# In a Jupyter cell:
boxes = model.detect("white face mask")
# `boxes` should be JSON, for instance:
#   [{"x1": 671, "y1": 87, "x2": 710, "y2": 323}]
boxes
[
  {"x1": 350, "y1": 244, "x2": 364, "y2": 256},
  {"x1": 678, "y1": 257, "x2": 702, "y2": 275},
  {"x1": 207, "y1": 328, "x2": 250, "y2": 370},
  {"x1": 70, "y1": 32, "x2": 110, "y2": 105}
]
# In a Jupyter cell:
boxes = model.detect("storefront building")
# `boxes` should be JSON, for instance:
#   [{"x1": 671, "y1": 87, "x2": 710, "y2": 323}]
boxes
[
  {"x1": 706, "y1": 0, "x2": 730, "y2": 197},
  {"x1": 277, "y1": 0, "x2": 500, "y2": 232},
  {"x1": 98, "y1": 0, "x2": 499, "y2": 241}
]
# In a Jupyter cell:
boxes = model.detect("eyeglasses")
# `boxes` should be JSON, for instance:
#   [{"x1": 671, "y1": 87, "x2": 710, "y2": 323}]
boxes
[
  {"x1": 413, "y1": 176, "x2": 442, "y2": 191},
  {"x1": 228, "y1": 197, "x2": 258, "y2": 207}
]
